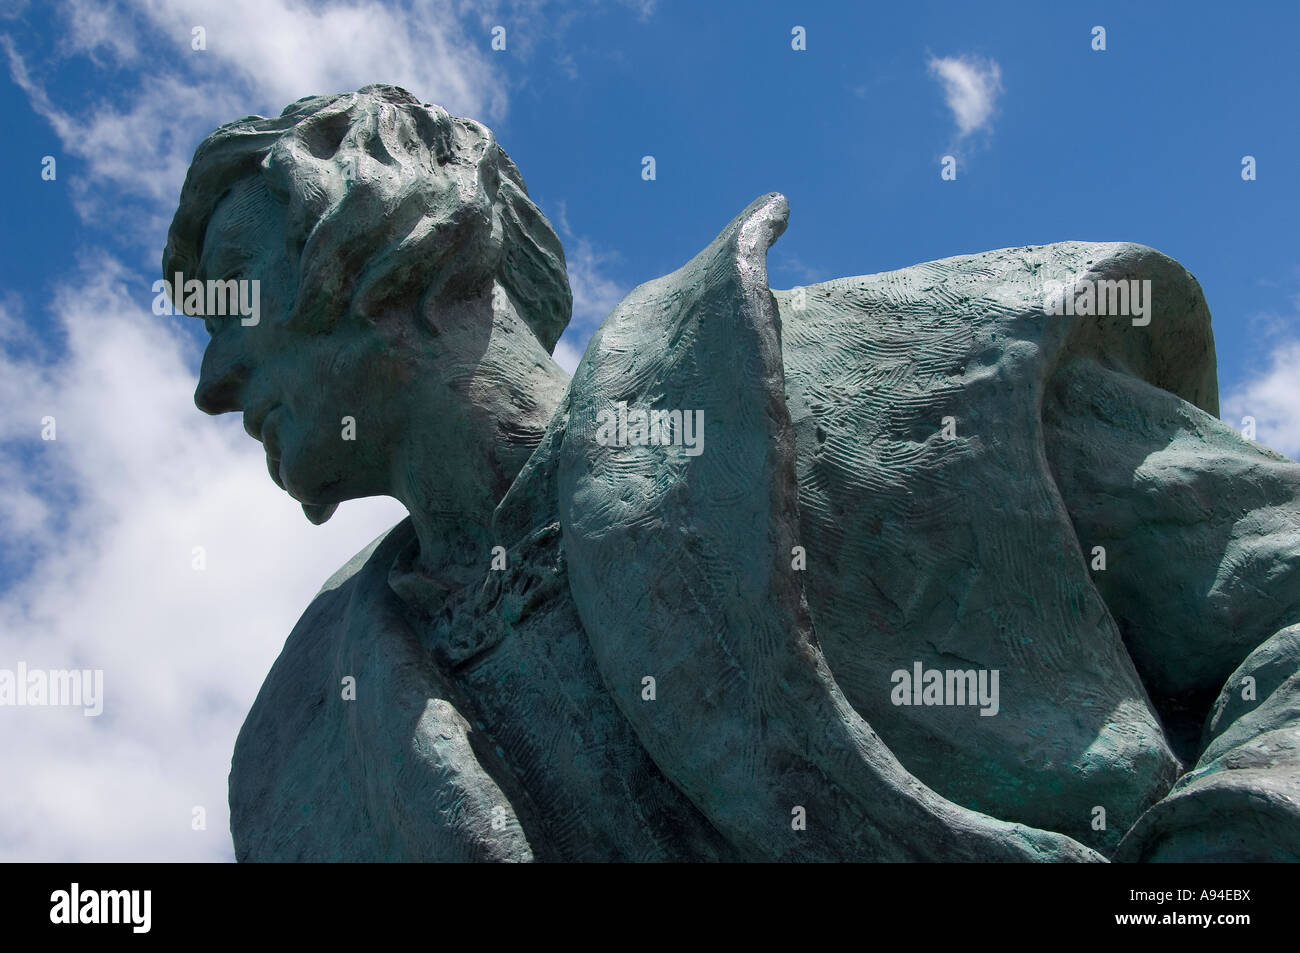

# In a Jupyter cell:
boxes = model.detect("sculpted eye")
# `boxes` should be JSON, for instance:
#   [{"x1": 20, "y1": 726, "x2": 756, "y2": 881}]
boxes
[{"x1": 196, "y1": 270, "x2": 247, "y2": 334}]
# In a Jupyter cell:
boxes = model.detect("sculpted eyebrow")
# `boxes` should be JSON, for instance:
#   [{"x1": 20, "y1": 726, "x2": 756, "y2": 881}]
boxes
[
  {"x1": 196, "y1": 230, "x2": 251, "y2": 283},
  {"x1": 196, "y1": 183, "x2": 270, "y2": 282}
]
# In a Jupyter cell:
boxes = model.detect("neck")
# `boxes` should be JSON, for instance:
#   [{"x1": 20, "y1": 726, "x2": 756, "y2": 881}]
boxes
[{"x1": 391, "y1": 282, "x2": 570, "y2": 584}]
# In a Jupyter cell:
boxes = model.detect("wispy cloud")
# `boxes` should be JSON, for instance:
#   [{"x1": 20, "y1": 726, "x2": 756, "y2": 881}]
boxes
[
  {"x1": 0, "y1": 261, "x2": 406, "y2": 860},
  {"x1": 565, "y1": 236, "x2": 626, "y2": 327},
  {"x1": 1222, "y1": 338, "x2": 1300, "y2": 461},
  {"x1": 772, "y1": 252, "x2": 829, "y2": 288},
  {"x1": 927, "y1": 53, "x2": 1003, "y2": 140},
  {"x1": 1220, "y1": 273, "x2": 1300, "y2": 461},
  {"x1": 548, "y1": 238, "x2": 625, "y2": 371},
  {"x1": 3, "y1": 0, "x2": 508, "y2": 251},
  {"x1": 547, "y1": 199, "x2": 627, "y2": 373}
]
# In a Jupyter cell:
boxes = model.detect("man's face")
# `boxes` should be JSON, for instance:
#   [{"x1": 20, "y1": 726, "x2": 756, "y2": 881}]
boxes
[{"x1": 192, "y1": 176, "x2": 410, "y2": 511}]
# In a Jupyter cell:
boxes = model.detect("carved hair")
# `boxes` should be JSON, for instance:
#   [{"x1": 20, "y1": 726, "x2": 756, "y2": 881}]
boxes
[{"x1": 163, "y1": 84, "x2": 571, "y2": 352}]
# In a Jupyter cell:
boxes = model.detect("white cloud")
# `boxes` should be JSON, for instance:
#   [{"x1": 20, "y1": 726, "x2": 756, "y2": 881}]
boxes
[
  {"x1": 551, "y1": 238, "x2": 625, "y2": 373},
  {"x1": 3, "y1": 0, "x2": 508, "y2": 254},
  {"x1": 1222, "y1": 338, "x2": 1300, "y2": 461},
  {"x1": 548, "y1": 238, "x2": 625, "y2": 375},
  {"x1": 551, "y1": 336, "x2": 582, "y2": 374},
  {"x1": 565, "y1": 236, "x2": 626, "y2": 327},
  {"x1": 3, "y1": 42, "x2": 244, "y2": 239},
  {"x1": 927, "y1": 53, "x2": 1003, "y2": 139},
  {"x1": 550, "y1": 200, "x2": 626, "y2": 326},
  {"x1": 546, "y1": 199, "x2": 627, "y2": 373},
  {"x1": 0, "y1": 0, "x2": 31, "y2": 21},
  {"x1": 55, "y1": 0, "x2": 140, "y2": 64},
  {"x1": 0, "y1": 260, "x2": 407, "y2": 860},
  {"x1": 133, "y1": 0, "x2": 507, "y2": 121},
  {"x1": 618, "y1": 0, "x2": 656, "y2": 22}
]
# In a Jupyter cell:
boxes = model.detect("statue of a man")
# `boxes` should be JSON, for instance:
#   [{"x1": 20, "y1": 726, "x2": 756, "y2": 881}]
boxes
[{"x1": 166, "y1": 85, "x2": 1300, "y2": 862}]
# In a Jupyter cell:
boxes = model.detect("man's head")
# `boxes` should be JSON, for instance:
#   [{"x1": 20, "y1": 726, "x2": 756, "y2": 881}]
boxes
[{"x1": 164, "y1": 85, "x2": 572, "y2": 522}]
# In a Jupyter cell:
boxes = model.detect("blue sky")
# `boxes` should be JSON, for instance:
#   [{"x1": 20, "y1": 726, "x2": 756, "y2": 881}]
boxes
[
  {"x1": 5, "y1": 2, "x2": 1299, "y2": 393},
  {"x1": 0, "y1": 0, "x2": 1297, "y2": 860}
]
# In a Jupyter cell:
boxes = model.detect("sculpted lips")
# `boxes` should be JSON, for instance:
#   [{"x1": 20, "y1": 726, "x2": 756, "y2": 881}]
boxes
[
  {"x1": 243, "y1": 405, "x2": 286, "y2": 488},
  {"x1": 243, "y1": 404, "x2": 281, "y2": 442}
]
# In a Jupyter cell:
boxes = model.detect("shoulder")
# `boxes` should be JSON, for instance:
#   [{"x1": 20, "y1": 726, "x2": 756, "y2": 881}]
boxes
[
  {"x1": 228, "y1": 521, "x2": 405, "y2": 860},
  {"x1": 229, "y1": 517, "x2": 534, "y2": 861}
]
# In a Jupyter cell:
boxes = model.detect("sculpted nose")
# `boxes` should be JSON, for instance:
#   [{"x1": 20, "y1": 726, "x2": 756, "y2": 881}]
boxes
[{"x1": 194, "y1": 353, "x2": 251, "y2": 415}]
